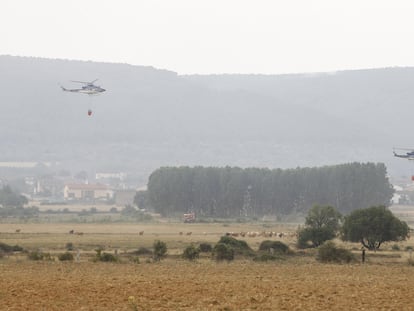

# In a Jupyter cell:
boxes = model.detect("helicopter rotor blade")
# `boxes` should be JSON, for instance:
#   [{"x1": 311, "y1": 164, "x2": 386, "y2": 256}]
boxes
[
  {"x1": 394, "y1": 147, "x2": 414, "y2": 151},
  {"x1": 71, "y1": 80, "x2": 90, "y2": 84},
  {"x1": 70, "y1": 79, "x2": 99, "y2": 85}
]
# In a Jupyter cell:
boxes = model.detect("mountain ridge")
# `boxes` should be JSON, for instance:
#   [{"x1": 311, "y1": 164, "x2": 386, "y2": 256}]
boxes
[{"x1": 0, "y1": 55, "x2": 411, "y2": 183}]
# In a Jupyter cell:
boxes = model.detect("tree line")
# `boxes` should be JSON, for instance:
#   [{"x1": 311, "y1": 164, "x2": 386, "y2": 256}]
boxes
[{"x1": 147, "y1": 163, "x2": 394, "y2": 217}]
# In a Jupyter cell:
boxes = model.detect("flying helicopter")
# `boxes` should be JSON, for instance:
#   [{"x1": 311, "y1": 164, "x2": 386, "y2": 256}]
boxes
[
  {"x1": 393, "y1": 148, "x2": 414, "y2": 160},
  {"x1": 61, "y1": 79, "x2": 105, "y2": 116},
  {"x1": 61, "y1": 79, "x2": 106, "y2": 95}
]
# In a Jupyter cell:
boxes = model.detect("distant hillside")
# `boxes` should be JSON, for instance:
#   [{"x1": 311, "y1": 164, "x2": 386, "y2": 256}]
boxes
[{"x1": 0, "y1": 55, "x2": 412, "y2": 183}]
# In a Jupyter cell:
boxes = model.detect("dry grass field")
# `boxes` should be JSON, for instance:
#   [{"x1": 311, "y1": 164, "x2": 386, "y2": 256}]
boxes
[{"x1": 1, "y1": 222, "x2": 414, "y2": 310}]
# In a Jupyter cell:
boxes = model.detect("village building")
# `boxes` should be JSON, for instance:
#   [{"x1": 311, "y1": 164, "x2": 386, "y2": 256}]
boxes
[{"x1": 64, "y1": 183, "x2": 113, "y2": 201}]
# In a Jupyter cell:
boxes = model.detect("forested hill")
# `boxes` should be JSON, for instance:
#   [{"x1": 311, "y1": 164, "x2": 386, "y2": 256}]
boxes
[{"x1": 0, "y1": 55, "x2": 412, "y2": 180}]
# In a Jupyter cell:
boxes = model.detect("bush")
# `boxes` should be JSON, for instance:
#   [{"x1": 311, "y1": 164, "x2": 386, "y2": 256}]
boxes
[
  {"x1": 0, "y1": 242, "x2": 23, "y2": 253},
  {"x1": 94, "y1": 249, "x2": 118, "y2": 262},
  {"x1": 213, "y1": 243, "x2": 234, "y2": 261},
  {"x1": 406, "y1": 246, "x2": 414, "y2": 251},
  {"x1": 217, "y1": 236, "x2": 253, "y2": 256},
  {"x1": 316, "y1": 241, "x2": 355, "y2": 263},
  {"x1": 259, "y1": 240, "x2": 289, "y2": 254},
  {"x1": 130, "y1": 256, "x2": 140, "y2": 264},
  {"x1": 58, "y1": 252, "x2": 74, "y2": 261},
  {"x1": 28, "y1": 251, "x2": 53, "y2": 261},
  {"x1": 182, "y1": 244, "x2": 200, "y2": 261},
  {"x1": 133, "y1": 247, "x2": 153, "y2": 255},
  {"x1": 153, "y1": 240, "x2": 167, "y2": 261},
  {"x1": 199, "y1": 243, "x2": 212, "y2": 253}
]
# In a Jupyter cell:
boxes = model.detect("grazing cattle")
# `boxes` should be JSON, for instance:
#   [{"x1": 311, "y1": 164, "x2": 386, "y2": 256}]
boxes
[
  {"x1": 247, "y1": 232, "x2": 257, "y2": 238},
  {"x1": 69, "y1": 230, "x2": 74, "y2": 234},
  {"x1": 186, "y1": 232, "x2": 192, "y2": 236},
  {"x1": 225, "y1": 232, "x2": 241, "y2": 237},
  {"x1": 15, "y1": 229, "x2": 21, "y2": 233},
  {"x1": 76, "y1": 232, "x2": 84, "y2": 236},
  {"x1": 139, "y1": 231, "x2": 144, "y2": 236},
  {"x1": 179, "y1": 232, "x2": 183, "y2": 235}
]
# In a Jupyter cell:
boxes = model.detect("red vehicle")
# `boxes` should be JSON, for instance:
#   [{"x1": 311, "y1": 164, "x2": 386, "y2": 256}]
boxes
[{"x1": 183, "y1": 212, "x2": 195, "y2": 223}]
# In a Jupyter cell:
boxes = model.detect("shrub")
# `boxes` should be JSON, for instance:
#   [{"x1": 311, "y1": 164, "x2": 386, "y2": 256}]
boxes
[
  {"x1": 217, "y1": 236, "x2": 253, "y2": 256},
  {"x1": 199, "y1": 243, "x2": 212, "y2": 253},
  {"x1": 213, "y1": 243, "x2": 234, "y2": 261},
  {"x1": 100, "y1": 253, "x2": 118, "y2": 262},
  {"x1": 28, "y1": 251, "x2": 53, "y2": 261},
  {"x1": 58, "y1": 252, "x2": 74, "y2": 261},
  {"x1": 182, "y1": 244, "x2": 200, "y2": 261},
  {"x1": 0, "y1": 242, "x2": 23, "y2": 253},
  {"x1": 153, "y1": 240, "x2": 167, "y2": 261},
  {"x1": 94, "y1": 249, "x2": 118, "y2": 262},
  {"x1": 406, "y1": 246, "x2": 414, "y2": 251},
  {"x1": 259, "y1": 240, "x2": 289, "y2": 254},
  {"x1": 133, "y1": 247, "x2": 153, "y2": 256},
  {"x1": 316, "y1": 241, "x2": 355, "y2": 263},
  {"x1": 130, "y1": 256, "x2": 140, "y2": 264}
]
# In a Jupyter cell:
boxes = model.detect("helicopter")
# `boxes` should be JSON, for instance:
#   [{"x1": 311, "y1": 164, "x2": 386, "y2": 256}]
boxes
[
  {"x1": 393, "y1": 148, "x2": 414, "y2": 160},
  {"x1": 61, "y1": 79, "x2": 106, "y2": 95},
  {"x1": 61, "y1": 79, "x2": 105, "y2": 116}
]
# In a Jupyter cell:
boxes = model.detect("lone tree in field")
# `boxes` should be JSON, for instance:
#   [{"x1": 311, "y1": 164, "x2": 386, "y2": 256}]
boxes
[
  {"x1": 297, "y1": 205, "x2": 342, "y2": 248},
  {"x1": 341, "y1": 205, "x2": 409, "y2": 250}
]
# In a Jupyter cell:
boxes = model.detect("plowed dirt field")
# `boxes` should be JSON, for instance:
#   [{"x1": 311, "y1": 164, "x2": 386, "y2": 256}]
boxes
[{"x1": 1, "y1": 260, "x2": 414, "y2": 311}]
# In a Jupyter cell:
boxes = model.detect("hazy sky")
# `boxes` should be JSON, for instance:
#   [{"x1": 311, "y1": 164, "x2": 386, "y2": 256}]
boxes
[{"x1": 1, "y1": 0, "x2": 414, "y2": 74}]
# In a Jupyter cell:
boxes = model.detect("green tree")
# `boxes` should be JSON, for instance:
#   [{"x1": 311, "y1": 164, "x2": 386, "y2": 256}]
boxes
[
  {"x1": 134, "y1": 190, "x2": 148, "y2": 209},
  {"x1": 341, "y1": 205, "x2": 409, "y2": 250},
  {"x1": 147, "y1": 163, "x2": 393, "y2": 218},
  {"x1": 305, "y1": 205, "x2": 342, "y2": 231},
  {"x1": 297, "y1": 205, "x2": 342, "y2": 248},
  {"x1": 0, "y1": 185, "x2": 28, "y2": 208}
]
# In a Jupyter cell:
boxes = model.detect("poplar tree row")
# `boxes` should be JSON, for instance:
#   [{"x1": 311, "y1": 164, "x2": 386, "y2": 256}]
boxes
[{"x1": 147, "y1": 163, "x2": 394, "y2": 218}]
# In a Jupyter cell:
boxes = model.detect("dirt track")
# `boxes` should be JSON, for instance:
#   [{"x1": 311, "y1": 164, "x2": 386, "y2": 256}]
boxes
[{"x1": 1, "y1": 260, "x2": 414, "y2": 311}]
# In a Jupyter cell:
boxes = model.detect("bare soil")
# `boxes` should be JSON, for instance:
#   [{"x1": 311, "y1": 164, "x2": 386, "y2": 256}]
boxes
[
  {"x1": 1, "y1": 222, "x2": 414, "y2": 310},
  {"x1": 1, "y1": 260, "x2": 414, "y2": 310}
]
